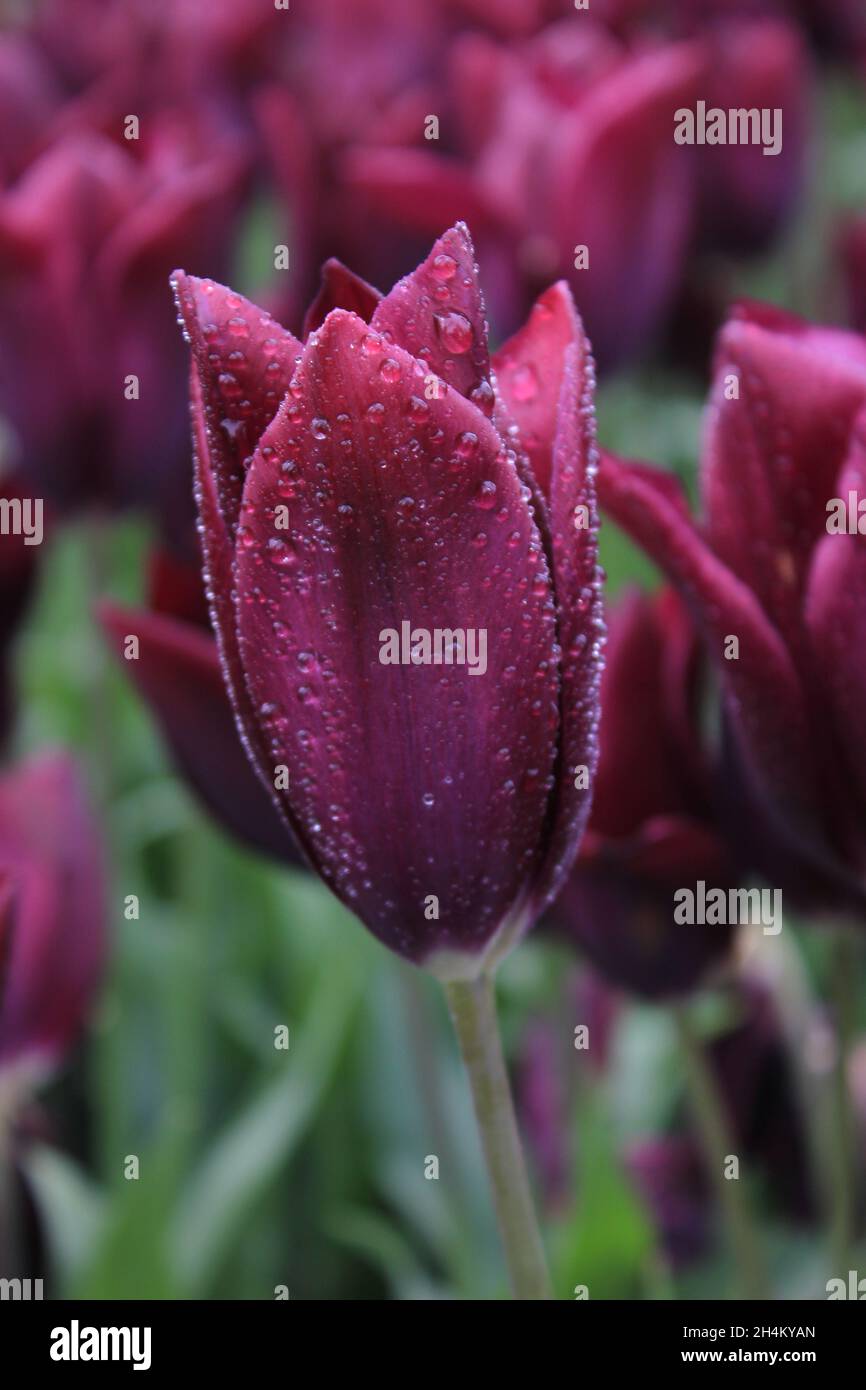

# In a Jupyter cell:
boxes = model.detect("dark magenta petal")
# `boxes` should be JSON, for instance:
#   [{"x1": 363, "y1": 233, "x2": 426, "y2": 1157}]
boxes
[
  {"x1": 590, "y1": 589, "x2": 701, "y2": 837},
  {"x1": 0, "y1": 754, "x2": 105, "y2": 1073},
  {"x1": 493, "y1": 281, "x2": 582, "y2": 499},
  {"x1": 233, "y1": 308, "x2": 560, "y2": 975},
  {"x1": 370, "y1": 222, "x2": 495, "y2": 410},
  {"x1": 302, "y1": 257, "x2": 382, "y2": 337},
  {"x1": 704, "y1": 306, "x2": 866, "y2": 642},
  {"x1": 174, "y1": 275, "x2": 304, "y2": 852},
  {"x1": 147, "y1": 546, "x2": 210, "y2": 629},
  {"x1": 343, "y1": 147, "x2": 496, "y2": 238},
  {"x1": 550, "y1": 42, "x2": 702, "y2": 369},
  {"x1": 553, "y1": 815, "x2": 735, "y2": 1000},
  {"x1": 598, "y1": 452, "x2": 822, "y2": 845},
  {"x1": 696, "y1": 20, "x2": 809, "y2": 255},
  {"x1": 626, "y1": 1136, "x2": 710, "y2": 1269},
  {"x1": 804, "y1": 414, "x2": 866, "y2": 809},
  {"x1": 99, "y1": 602, "x2": 293, "y2": 865},
  {"x1": 0, "y1": 874, "x2": 15, "y2": 1011},
  {"x1": 171, "y1": 270, "x2": 303, "y2": 537},
  {"x1": 530, "y1": 336, "x2": 604, "y2": 916}
]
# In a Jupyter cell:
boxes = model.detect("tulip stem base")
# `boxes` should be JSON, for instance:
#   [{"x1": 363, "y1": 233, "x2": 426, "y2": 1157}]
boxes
[
  {"x1": 444, "y1": 973, "x2": 553, "y2": 1300},
  {"x1": 673, "y1": 1005, "x2": 769, "y2": 1301}
]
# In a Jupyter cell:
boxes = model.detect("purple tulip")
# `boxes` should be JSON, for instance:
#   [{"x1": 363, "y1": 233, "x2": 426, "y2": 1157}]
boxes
[
  {"x1": 343, "y1": 23, "x2": 702, "y2": 367},
  {"x1": 549, "y1": 586, "x2": 737, "y2": 998},
  {"x1": 599, "y1": 302, "x2": 866, "y2": 917},
  {"x1": 99, "y1": 549, "x2": 292, "y2": 862},
  {"x1": 170, "y1": 223, "x2": 604, "y2": 977},
  {"x1": 0, "y1": 475, "x2": 42, "y2": 742},
  {"x1": 0, "y1": 96, "x2": 248, "y2": 533},
  {"x1": 0, "y1": 754, "x2": 105, "y2": 1077},
  {"x1": 691, "y1": 18, "x2": 810, "y2": 256}
]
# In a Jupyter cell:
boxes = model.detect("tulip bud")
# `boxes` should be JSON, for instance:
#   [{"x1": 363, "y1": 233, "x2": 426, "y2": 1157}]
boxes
[{"x1": 171, "y1": 224, "x2": 604, "y2": 977}]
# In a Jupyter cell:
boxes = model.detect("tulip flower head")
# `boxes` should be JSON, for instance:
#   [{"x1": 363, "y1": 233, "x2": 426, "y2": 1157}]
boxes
[
  {"x1": 172, "y1": 223, "x2": 604, "y2": 979},
  {"x1": 0, "y1": 754, "x2": 105, "y2": 1079},
  {"x1": 600, "y1": 303, "x2": 866, "y2": 920},
  {"x1": 549, "y1": 586, "x2": 738, "y2": 998}
]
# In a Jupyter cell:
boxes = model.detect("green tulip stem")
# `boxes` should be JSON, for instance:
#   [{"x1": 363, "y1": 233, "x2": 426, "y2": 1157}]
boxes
[
  {"x1": 829, "y1": 927, "x2": 858, "y2": 1277},
  {"x1": 673, "y1": 1004, "x2": 769, "y2": 1301},
  {"x1": 444, "y1": 973, "x2": 553, "y2": 1300}
]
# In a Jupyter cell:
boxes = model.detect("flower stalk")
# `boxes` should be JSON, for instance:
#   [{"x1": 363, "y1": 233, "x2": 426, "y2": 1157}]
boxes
[
  {"x1": 444, "y1": 974, "x2": 553, "y2": 1300},
  {"x1": 673, "y1": 1004, "x2": 769, "y2": 1301}
]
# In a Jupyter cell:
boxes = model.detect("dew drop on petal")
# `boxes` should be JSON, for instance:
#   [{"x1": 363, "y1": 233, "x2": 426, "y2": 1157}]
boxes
[{"x1": 434, "y1": 310, "x2": 473, "y2": 355}]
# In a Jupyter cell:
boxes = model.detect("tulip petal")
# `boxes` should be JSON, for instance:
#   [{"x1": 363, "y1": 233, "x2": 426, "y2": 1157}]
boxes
[
  {"x1": 233, "y1": 309, "x2": 560, "y2": 974},
  {"x1": 804, "y1": 414, "x2": 866, "y2": 813},
  {"x1": 99, "y1": 602, "x2": 293, "y2": 864},
  {"x1": 493, "y1": 280, "x2": 582, "y2": 498},
  {"x1": 172, "y1": 278, "x2": 303, "y2": 850},
  {"x1": 0, "y1": 754, "x2": 105, "y2": 1071},
  {"x1": 371, "y1": 221, "x2": 495, "y2": 410},
  {"x1": 598, "y1": 452, "x2": 822, "y2": 845},
  {"x1": 171, "y1": 271, "x2": 303, "y2": 536},
  {"x1": 302, "y1": 257, "x2": 382, "y2": 337},
  {"x1": 705, "y1": 308, "x2": 866, "y2": 641},
  {"x1": 530, "y1": 337, "x2": 603, "y2": 915},
  {"x1": 555, "y1": 816, "x2": 734, "y2": 1000},
  {"x1": 343, "y1": 147, "x2": 496, "y2": 238}
]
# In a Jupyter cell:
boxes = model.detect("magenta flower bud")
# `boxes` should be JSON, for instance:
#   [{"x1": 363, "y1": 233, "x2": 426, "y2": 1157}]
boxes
[
  {"x1": 99, "y1": 549, "x2": 292, "y2": 864},
  {"x1": 171, "y1": 224, "x2": 604, "y2": 978},
  {"x1": 693, "y1": 19, "x2": 810, "y2": 256},
  {"x1": 599, "y1": 302, "x2": 866, "y2": 918},
  {"x1": 0, "y1": 106, "x2": 248, "y2": 536},
  {"x1": 0, "y1": 754, "x2": 105, "y2": 1077},
  {"x1": 549, "y1": 587, "x2": 737, "y2": 998},
  {"x1": 343, "y1": 26, "x2": 702, "y2": 368}
]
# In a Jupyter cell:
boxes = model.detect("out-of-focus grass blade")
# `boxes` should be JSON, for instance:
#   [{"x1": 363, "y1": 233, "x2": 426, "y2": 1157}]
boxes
[
  {"x1": 171, "y1": 945, "x2": 365, "y2": 1293},
  {"x1": 23, "y1": 1145, "x2": 106, "y2": 1286}
]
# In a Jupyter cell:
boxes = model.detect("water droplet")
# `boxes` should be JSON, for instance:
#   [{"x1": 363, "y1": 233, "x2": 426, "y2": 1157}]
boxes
[
  {"x1": 472, "y1": 480, "x2": 497, "y2": 510},
  {"x1": 311, "y1": 417, "x2": 330, "y2": 440},
  {"x1": 379, "y1": 357, "x2": 401, "y2": 382},
  {"x1": 267, "y1": 537, "x2": 296, "y2": 568},
  {"x1": 455, "y1": 430, "x2": 479, "y2": 459},
  {"x1": 431, "y1": 253, "x2": 457, "y2": 282},
  {"x1": 435, "y1": 310, "x2": 473, "y2": 355}
]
